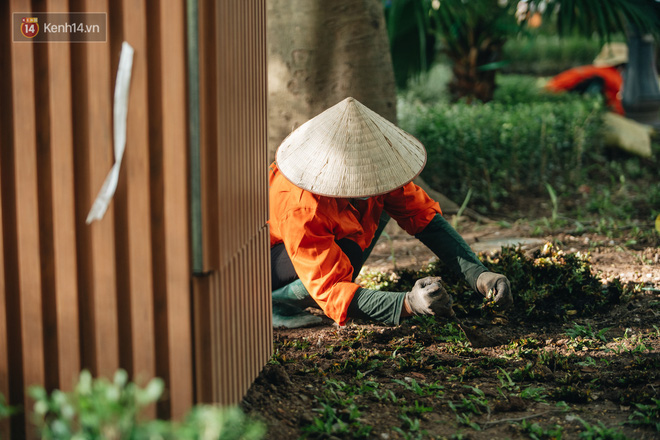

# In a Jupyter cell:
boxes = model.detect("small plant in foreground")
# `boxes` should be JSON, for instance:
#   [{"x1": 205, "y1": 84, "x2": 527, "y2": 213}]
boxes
[
  {"x1": 520, "y1": 387, "x2": 548, "y2": 403},
  {"x1": 0, "y1": 392, "x2": 17, "y2": 421},
  {"x1": 392, "y1": 378, "x2": 443, "y2": 398},
  {"x1": 303, "y1": 402, "x2": 372, "y2": 439},
  {"x1": 566, "y1": 323, "x2": 609, "y2": 342},
  {"x1": 29, "y1": 369, "x2": 265, "y2": 440},
  {"x1": 516, "y1": 419, "x2": 563, "y2": 440},
  {"x1": 30, "y1": 369, "x2": 165, "y2": 439},
  {"x1": 448, "y1": 386, "x2": 490, "y2": 417},
  {"x1": 627, "y1": 398, "x2": 660, "y2": 432},
  {"x1": 454, "y1": 412, "x2": 481, "y2": 431},
  {"x1": 402, "y1": 400, "x2": 433, "y2": 416},
  {"x1": 576, "y1": 417, "x2": 628, "y2": 440},
  {"x1": 393, "y1": 414, "x2": 427, "y2": 439}
]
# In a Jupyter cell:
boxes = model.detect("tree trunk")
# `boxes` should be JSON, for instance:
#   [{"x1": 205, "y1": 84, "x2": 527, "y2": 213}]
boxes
[
  {"x1": 447, "y1": 44, "x2": 502, "y2": 103},
  {"x1": 267, "y1": 0, "x2": 397, "y2": 162}
]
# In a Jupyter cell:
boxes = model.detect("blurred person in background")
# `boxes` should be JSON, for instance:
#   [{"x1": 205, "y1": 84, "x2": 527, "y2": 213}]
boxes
[{"x1": 545, "y1": 42, "x2": 628, "y2": 115}]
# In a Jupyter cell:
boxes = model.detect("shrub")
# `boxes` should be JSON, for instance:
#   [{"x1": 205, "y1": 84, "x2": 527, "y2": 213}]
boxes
[
  {"x1": 399, "y1": 90, "x2": 605, "y2": 212},
  {"x1": 29, "y1": 370, "x2": 265, "y2": 440}
]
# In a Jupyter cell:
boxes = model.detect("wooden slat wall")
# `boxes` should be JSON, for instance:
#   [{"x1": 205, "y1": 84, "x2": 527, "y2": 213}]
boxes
[
  {"x1": 194, "y1": 0, "x2": 272, "y2": 405},
  {"x1": 0, "y1": 0, "x2": 227, "y2": 437}
]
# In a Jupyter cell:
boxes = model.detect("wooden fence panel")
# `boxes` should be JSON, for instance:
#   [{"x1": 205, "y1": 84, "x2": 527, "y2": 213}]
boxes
[
  {"x1": 0, "y1": 0, "x2": 185, "y2": 434},
  {"x1": 1, "y1": 0, "x2": 270, "y2": 437},
  {"x1": 194, "y1": 0, "x2": 271, "y2": 406}
]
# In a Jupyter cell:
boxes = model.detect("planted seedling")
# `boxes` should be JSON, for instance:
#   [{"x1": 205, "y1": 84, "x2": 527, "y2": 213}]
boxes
[
  {"x1": 515, "y1": 420, "x2": 563, "y2": 439},
  {"x1": 627, "y1": 398, "x2": 660, "y2": 432},
  {"x1": 393, "y1": 414, "x2": 426, "y2": 439},
  {"x1": 575, "y1": 417, "x2": 628, "y2": 440}
]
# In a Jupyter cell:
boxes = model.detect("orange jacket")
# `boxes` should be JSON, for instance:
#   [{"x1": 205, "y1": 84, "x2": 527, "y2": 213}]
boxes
[
  {"x1": 269, "y1": 163, "x2": 441, "y2": 325},
  {"x1": 545, "y1": 65, "x2": 624, "y2": 115}
]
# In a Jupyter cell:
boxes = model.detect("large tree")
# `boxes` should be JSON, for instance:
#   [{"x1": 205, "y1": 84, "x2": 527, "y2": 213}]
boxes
[{"x1": 267, "y1": 0, "x2": 397, "y2": 161}]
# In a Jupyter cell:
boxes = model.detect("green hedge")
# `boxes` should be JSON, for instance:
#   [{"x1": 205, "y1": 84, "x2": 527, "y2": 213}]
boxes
[
  {"x1": 399, "y1": 90, "x2": 605, "y2": 211},
  {"x1": 501, "y1": 35, "x2": 612, "y2": 75}
]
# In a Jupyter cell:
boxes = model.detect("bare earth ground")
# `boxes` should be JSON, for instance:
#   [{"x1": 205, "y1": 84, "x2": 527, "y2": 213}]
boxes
[{"x1": 242, "y1": 217, "x2": 660, "y2": 439}]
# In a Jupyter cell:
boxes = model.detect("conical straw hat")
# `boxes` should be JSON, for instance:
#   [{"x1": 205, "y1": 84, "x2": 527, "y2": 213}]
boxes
[
  {"x1": 275, "y1": 97, "x2": 427, "y2": 198},
  {"x1": 593, "y1": 42, "x2": 628, "y2": 67}
]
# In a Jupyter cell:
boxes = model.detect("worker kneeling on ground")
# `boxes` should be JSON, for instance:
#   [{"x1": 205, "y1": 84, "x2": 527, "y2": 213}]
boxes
[
  {"x1": 545, "y1": 42, "x2": 628, "y2": 115},
  {"x1": 269, "y1": 97, "x2": 512, "y2": 328}
]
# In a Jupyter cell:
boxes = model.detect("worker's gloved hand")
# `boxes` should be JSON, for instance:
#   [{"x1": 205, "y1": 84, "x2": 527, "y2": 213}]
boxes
[
  {"x1": 405, "y1": 277, "x2": 454, "y2": 318},
  {"x1": 476, "y1": 272, "x2": 513, "y2": 310}
]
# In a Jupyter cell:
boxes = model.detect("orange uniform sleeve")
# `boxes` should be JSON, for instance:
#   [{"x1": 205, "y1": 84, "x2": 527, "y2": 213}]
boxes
[
  {"x1": 383, "y1": 182, "x2": 442, "y2": 235},
  {"x1": 546, "y1": 68, "x2": 588, "y2": 93},
  {"x1": 545, "y1": 66, "x2": 624, "y2": 115},
  {"x1": 277, "y1": 206, "x2": 360, "y2": 326}
]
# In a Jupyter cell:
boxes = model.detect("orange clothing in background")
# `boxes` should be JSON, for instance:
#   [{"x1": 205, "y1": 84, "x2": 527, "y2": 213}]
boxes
[
  {"x1": 269, "y1": 163, "x2": 441, "y2": 325},
  {"x1": 546, "y1": 65, "x2": 624, "y2": 115}
]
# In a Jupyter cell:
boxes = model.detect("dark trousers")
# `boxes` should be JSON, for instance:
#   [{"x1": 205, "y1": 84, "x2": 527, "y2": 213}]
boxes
[{"x1": 270, "y1": 212, "x2": 390, "y2": 290}]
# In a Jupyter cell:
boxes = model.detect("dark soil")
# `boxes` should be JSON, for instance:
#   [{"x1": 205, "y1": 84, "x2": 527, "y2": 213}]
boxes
[{"x1": 242, "y1": 219, "x2": 660, "y2": 439}]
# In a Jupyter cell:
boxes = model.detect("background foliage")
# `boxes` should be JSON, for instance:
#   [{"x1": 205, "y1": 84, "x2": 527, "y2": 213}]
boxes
[
  {"x1": 398, "y1": 63, "x2": 659, "y2": 243},
  {"x1": 400, "y1": 76, "x2": 605, "y2": 211}
]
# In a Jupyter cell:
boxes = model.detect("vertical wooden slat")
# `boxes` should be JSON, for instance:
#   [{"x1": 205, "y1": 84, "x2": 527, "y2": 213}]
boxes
[
  {"x1": 116, "y1": 0, "x2": 156, "y2": 395},
  {"x1": 39, "y1": 0, "x2": 81, "y2": 392},
  {"x1": 199, "y1": 0, "x2": 219, "y2": 272},
  {"x1": 237, "y1": 253, "x2": 247, "y2": 401},
  {"x1": 8, "y1": 2, "x2": 45, "y2": 437},
  {"x1": 264, "y1": 229, "x2": 273, "y2": 365},
  {"x1": 155, "y1": 0, "x2": 192, "y2": 419},
  {"x1": 258, "y1": 0, "x2": 272, "y2": 367},
  {"x1": 72, "y1": 0, "x2": 120, "y2": 377},
  {"x1": 210, "y1": 272, "x2": 220, "y2": 402},
  {"x1": 242, "y1": 2, "x2": 254, "y2": 393},
  {"x1": 249, "y1": 239, "x2": 257, "y2": 380},
  {"x1": 216, "y1": 0, "x2": 229, "y2": 268},
  {"x1": 0, "y1": 5, "x2": 13, "y2": 439},
  {"x1": 216, "y1": 271, "x2": 224, "y2": 402},
  {"x1": 235, "y1": 2, "x2": 246, "y2": 402},
  {"x1": 257, "y1": 0, "x2": 271, "y2": 371},
  {"x1": 192, "y1": 274, "x2": 213, "y2": 403},
  {"x1": 0, "y1": 123, "x2": 10, "y2": 440},
  {"x1": 221, "y1": 268, "x2": 233, "y2": 404}
]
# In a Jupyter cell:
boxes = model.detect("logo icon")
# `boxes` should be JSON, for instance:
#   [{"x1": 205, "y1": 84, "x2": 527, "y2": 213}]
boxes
[{"x1": 21, "y1": 17, "x2": 39, "y2": 38}]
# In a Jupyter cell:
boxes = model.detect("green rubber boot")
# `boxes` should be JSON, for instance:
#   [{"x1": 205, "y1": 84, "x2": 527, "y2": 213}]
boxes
[{"x1": 272, "y1": 280, "x2": 322, "y2": 328}]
